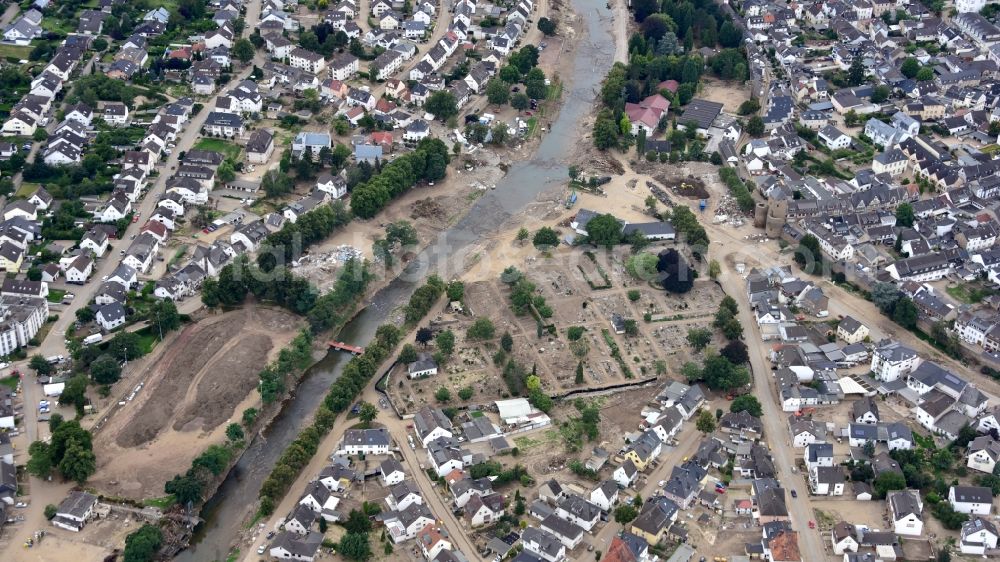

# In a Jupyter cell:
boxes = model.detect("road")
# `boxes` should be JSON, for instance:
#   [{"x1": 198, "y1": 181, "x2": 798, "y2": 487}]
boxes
[
  {"x1": 589, "y1": 423, "x2": 704, "y2": 552},
  {"x1": 239, "y1": 376, "x2": 481, "y2": 561},
  {"x1": 0, "y1": 3, "x2": 18, "y2": 27},
  {"x1": 712, "y1": 262, "x2": 825, "y2": 557},
  {"x1": 612, "y1": 0, "x2": 628, "y2": 63}
]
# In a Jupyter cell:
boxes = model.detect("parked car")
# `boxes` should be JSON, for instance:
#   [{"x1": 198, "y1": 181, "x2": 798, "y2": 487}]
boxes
[{"x1": 790, "y1": 490, "x2": 797, "y2": 498}]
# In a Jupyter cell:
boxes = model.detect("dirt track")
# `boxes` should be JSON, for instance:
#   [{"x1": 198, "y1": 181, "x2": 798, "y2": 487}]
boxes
[{"x1": 90, "y1": 306, "x2": 304, "y2": 499}]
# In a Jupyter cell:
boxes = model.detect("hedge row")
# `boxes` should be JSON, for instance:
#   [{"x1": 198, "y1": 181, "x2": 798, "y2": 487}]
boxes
[
  {"x1": 349, "y1": 139, "x2": 451, "y2": 219},
  {"x1": 719, "y1": 167, "x2": 755, "y2": 213},
  {"x1": 256, "y1": 276, "x2": 446, "y2": 514}
]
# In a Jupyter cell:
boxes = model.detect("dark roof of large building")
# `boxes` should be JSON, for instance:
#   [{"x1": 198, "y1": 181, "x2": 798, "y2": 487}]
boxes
[{"x1": 679, "y1": 99, "x2": 724, "y2": 129}]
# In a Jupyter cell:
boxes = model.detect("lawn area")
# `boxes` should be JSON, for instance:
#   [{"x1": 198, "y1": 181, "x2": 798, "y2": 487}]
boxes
[
  {"x1": 0, "y1": 44, "x2": 32, "y2": 60},
  {"x1": 135, "y1": 327, "x2": 159, "y2": 355},
  {"x1": 982, "y1": 144, "x2": 1000, "y2": 155},
  {"x1": 192, "y1": 138, "x2": 242, "y2": 161},
  {"x1": 46, "y1": 289, "x2": 66, "y2": 304},
  {"x1": 525, "y1": 117, "x2": 539, "y2": 138},
  {"x1": 143, "y1": 495, "x2": 175, "y2": 509},
  {"x1": 0, "y1": 375, "x2": 18, "y2": 390},
  {"x1": 546, "y1": 79, "x2": 563, "y2": 102},
  {"x1": 14, "y1": 182, "x2": 42, "y2": 199},
  {"x1": 946, "y1": 284, "x2": 996, "y2": 304}
]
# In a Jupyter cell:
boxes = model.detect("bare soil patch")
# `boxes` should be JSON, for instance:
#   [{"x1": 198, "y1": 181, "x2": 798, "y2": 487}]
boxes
[
  {"x1": 698, "y1": 77, "x2": 751, "y2": 113},
  {"x1": 389, "y1": 244, "x2": 725, "y2": 415},
  {"x1": 90, "y1": 306, "x2": 305, "y2": 499},
  {"x1": 655, "y1": 174, "x2": 710, "y2": 200}
]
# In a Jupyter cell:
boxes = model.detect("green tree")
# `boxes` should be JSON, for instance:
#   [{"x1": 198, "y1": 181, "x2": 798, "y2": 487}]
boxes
[
  {"x1": 225, "y1": 423, "x2": 245, "y2": 442},
  {"x1": 575, "y1": 362, "x2": 584, "y2": 384},
  {"x1": 501, "y1": 94, "x2": 526, "y2": 117},
  {"x1": 148, "y1": 299, "x2": 181, "y2": 334},
  {"x1": 532, "y1": 227, "x2": 560, "y2": 248},
  {"x1": 901, "y1": 57, "x2": 920, "y2": 78},
  {"x1": 626, "y1": 253, "x2": 659, "y2": 280},
  {"x1": 467, "y1": 318, "x2": 496, "y2": 340},
  {"x1": 874, "y1": 471, "x2": 907, "y2": 498},
  {"x1": 745, "y1": 116, "x2": 765, "y2": 137},
  {"x1": 516, "y1": 227, "x2": 530, "y2": 242},
  {"x1": 26, "y1": 441, "x2": 52, "y2": 477},
  {"x1": 872, "y1": 282, "x2": 902, "y2": 313},
  {"x1": 435, "y1": 387, "x2": 451, "y2": 402},
  {"x1": 345, "y1": 509, "x2": 373, "y2": 534},
  {"x1": 233, "y1": 38, "x2": 255, "y2": 64},
  {"x1": 871, "y1": 85, "x2": 891, "y2": 103},
  {"x1": 700, "y1": 354, "x2": 750, "y2": 391},
  {"x1": 485, "y1": 78, "x2": 510, "y2": 106},
  {"x1": 737, "y1": 98, "x2": 760, "y2": 115},
  {"x1": 526, "y1": 68, "x2": 548, "y2": 99},
  {"x1": 340, "y1": 533, "x2": 372, "y2": 561},
  {"x1": 720, "y1": 340, "x2": 749, "y2": 364},
  {"x1": 696, "y1": 409, "x2": 716, "y2": 433},
  {"x1": 435, "y1": 330, "x2": 455, "y2": 355},
  {"x1": 614, "y1": 504, "x2": 637, "y2": 523},
  {"x1": 847, "y1": 55, "x2": 866, "y2": 86},
  {"x1": 893, "y1": 297, "x2": 918, "y2": 329},
  {"x1": 358, "y1": 401, "x2": 378, "y2": 425},
  {"x1": 585, "y1": 213, "x2": 623, "y2": 248},
  {"x1": 399, "y1": 344, "x2": 418, "y2": 364},
  {"x1": 30, "y1": 354, "x2": 53, "y2": 375},
  {"x1": 708, "y1": 259, "x2": 721, "y2": 280},
  {"x1": 44, "y1": 504, "x2": 57, "y2": 519},
  {"x1": 916, "y1": 67, "x2": 934, "y2": 81},
  {"x1": 458, "y1": 386, "x2": 474, "y2": 400},
  {"x1": 538, "y1": 17, "x2": 557, "y2": 36},
  {"x1": 123, "y1": 524, "x2": 164, "y2": 562},
  {"x1": 895, "y1": 202, "x2": 915, "y2": 228},
  {"x1": 242, "y1": 407, "x2": 258, "y2": 427},
  {"x1": 426, "y1": 91, "x2": 458, "y2": 121},
  {"x1": 60, "y1": 374, "x2": 89, "y2": 415},
  {"x1": 500, "y1": 331, "x2": 514, "y2": 352},
  {"x1": 109, "y1": 330, "x2": 144, "y2": 362},
  {"x1": 730, "y1": 395, "x2": 763, "y2": 417},
  {"x1": 165, "y1": 472, "x2": 204, "y2": 506},
  {"x1": 90, "y1": 354, "x2": 122, "y2": 385},
  {"x1": 446, "y1": 281, "x2": 465, "y2": 302},
  {"x1": 593, "y1": 115, "x2": 620, "y2": 150},
  {"x1": 686, "y1": 328, "x2": 713, "y2": 351},
  {"x1": 59, "y1": 437, "x2": 97, "y2": 483}
]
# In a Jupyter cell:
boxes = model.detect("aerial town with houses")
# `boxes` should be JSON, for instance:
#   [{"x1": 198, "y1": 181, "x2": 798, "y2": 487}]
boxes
[{"x1": 0, "y1": 0, "x2": 997, "y2": 561}]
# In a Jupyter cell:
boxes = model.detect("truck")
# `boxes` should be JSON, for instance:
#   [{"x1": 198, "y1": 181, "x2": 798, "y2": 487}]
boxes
[
  {"x1": 82, "y1": 334, "x2": 103, "y2": 346},
  {"x1": 45, "y1": 355, "x2": 64, "y2": 364}
]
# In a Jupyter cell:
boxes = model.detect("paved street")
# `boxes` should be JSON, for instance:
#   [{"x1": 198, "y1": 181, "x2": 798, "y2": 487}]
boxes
[
  {"x1": 2, "y1": 3, "x2": 271, "y2": 554},
  {"x1": 239, "y1": 376, "x2": 482, "y2": 561}
]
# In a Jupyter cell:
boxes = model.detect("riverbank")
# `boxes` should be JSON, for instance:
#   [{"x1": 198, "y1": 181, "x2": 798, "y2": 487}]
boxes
[{"x1": 178, "y1": 0, "x2": 618, "y2": 557}]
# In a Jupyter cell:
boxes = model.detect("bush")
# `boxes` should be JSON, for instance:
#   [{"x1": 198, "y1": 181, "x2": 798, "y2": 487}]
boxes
[
  {"x1": 532, "y1": 227, "x2": 559, "y2": 249},
  {"x1": 435, "y1": 387, "x2": 452, "y2": 402},
  {"x1": 467, "y1": 318, "x2": 496, "y2": 340}
]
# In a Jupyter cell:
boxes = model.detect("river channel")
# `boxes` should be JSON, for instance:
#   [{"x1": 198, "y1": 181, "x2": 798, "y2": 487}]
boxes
[{"x1": 177, "y1": 0, "x2": 615, "y2": 558}]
